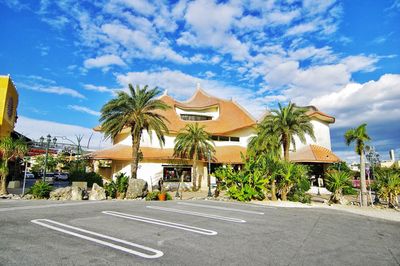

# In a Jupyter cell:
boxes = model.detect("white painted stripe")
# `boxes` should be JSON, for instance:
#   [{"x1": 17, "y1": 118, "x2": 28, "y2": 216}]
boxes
[
  {"x1": 102, "y1": 211, "x2": 217, "y2": 236},
  {"x1": 146, "y1": 206, "x2": 246, "y2": 223},
  {"x1": 178, "y1": 202, "x2": 265, "y2": 215},
  {"x1": 0, "y1": 201, "x2": 112, "y2": 212},
  {"x1": 31, "y1": 219, "x2": 163, "y2": 259}
]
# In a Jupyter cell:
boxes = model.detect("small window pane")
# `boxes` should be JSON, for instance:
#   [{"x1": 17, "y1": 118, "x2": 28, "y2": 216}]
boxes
[{"x1": 230, "y1": 137, "x2": 240, "y2": 142}]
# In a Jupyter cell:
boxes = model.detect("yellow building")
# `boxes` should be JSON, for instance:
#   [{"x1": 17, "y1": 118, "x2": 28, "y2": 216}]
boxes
[{"x1": 0, "y1": 75, "x2": 19, "y2": 138}]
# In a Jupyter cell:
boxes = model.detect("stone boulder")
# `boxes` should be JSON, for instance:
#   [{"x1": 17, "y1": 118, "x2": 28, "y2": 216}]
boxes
[
  {"x1": 71, "y1": 186, "x2": 84, "y2": 201},
  {"x1": 22, "y1": 194, "x2": 34, "y2": 200},
  {"x1": 126, "y1": 179, "x2": 148, "y2": 199},
  {"x1": 50, "y1": 187, "x2": 73, "y2": 200},
  {"x1": 89, "y1": 183, "x2": 106, "y2": 200}
]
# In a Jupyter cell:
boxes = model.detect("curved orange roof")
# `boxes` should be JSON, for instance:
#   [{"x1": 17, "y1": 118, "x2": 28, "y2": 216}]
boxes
[{"x1": 156, "y1": 89, "x2": 256, "y2": 135}]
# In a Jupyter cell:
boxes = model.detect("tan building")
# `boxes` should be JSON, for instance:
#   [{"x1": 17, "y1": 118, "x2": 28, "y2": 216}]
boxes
[{"x1": 90, "y1": 88, "x2": 339, "y2": 190}]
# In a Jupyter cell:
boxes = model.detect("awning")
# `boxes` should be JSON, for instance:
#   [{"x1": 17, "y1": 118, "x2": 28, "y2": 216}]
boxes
[{"x1": 88, "y1": 145, "x2": 246, "y2": 164}]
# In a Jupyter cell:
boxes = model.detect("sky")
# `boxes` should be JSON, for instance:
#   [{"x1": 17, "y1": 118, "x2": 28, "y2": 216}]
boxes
[{"x1": 0, "y1": 0, "x2": 399, "y2": 162}]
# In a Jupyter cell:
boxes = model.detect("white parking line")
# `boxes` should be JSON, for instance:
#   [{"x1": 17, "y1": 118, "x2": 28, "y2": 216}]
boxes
[
  {"x1": 102, "y1": 211, "x2": 217, "y2": 236},
  {"x1": 31, "y1": 219, "x2": 163, "y2": 259},
  {"x1": 146, "y1": 206, "x2": 246, "y2": 223},
  {"x1": 177, "y1": 202, "x2": 265, "y2": 215},
  {"x1": 0, "y1": 201, "x2": 112, "y2": 212}
]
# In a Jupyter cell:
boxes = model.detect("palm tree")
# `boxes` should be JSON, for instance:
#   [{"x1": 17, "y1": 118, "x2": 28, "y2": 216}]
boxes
[
  {"x1": 344, "y1": 123, "x2": 371, "y2": 207},
  {"x1": 325, "y1": 170, "x2": 353, "y2": 204},
  {"x1": 262, "y1": 102, "x2": 315, "y2": 161},
  {"x1": 173, "y1": 123, "x2": 215, "y2": 190},
  {"x1": 0, "y1": 137, "x2": 28, "y2": 195},
  {"x1": 100, "y1": 84, "x2": 170, "y2": 179}
]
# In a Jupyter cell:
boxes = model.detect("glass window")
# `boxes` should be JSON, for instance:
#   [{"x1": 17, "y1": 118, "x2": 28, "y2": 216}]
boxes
[
  {"x1": 163, "y1": 166, "x2": 192, "y2": 182},
  {"x1": 180, "y1": 114, "x2": 212, "y2": 121},
  {"x1": 230, "y1": 136, "x2": 240, "y2": 142},
  {"x1": 219, "y1": 136, "x2": 229, "y2": 141},
  {"x1": 211, "y1": 135, "x2": 219, "y2": 141}
]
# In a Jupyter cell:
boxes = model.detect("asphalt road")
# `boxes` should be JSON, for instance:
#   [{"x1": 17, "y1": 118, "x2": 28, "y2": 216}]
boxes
[{"x1": 0, "y1": 199, "x2": 399, "y2": 266}]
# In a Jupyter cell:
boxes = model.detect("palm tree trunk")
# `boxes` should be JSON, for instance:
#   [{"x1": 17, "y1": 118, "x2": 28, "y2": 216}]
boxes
[
  {"x1": 360, "y1": 150, "x2": 368, "y2": 207},
  {"x1": 0, "y1": 174, "x2": 7, "y2": 195},
  {"x1": 192, "y1": 158, "x2": 197, "y2": 190},
  {"x1": 271, "y1": 178, "x2": 277, "y2": 201},
  {"x1": 283, "y1": 135, "x2": 290, "y2": 161},
  {"x1": 131, "y1": 131, "x2": 142, "y2": 179}
]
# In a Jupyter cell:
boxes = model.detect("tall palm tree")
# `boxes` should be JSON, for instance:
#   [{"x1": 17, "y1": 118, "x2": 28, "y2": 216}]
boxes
[
  {"x1": 100, "y1": 84, "x2": 170, "y2": 179},
  {"x1": 173, "y1": 123, "x2": 215, "y2": 190},
  {"x1": 345, "y1": 123, "x2": 371, "y2": 207},
  {"x1": 262, "y1": 102, "x2": 315, "y2": 161},
  {"x1": 0, "y1": 137, "x2": 28, "y2": 195},
  {"x1": 248, "y1": 123, "x2": 281, "y2": 158}
]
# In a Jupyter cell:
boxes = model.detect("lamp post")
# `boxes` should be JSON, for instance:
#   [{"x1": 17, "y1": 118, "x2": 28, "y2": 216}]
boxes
[
  {"x1": 207, "y1": 151, "x2": 212, "y2": 198},
  {"x1": 40, "y1": 134, "x2": 57, "y2": 181},
  {"x1": 21, "y1": 156, "x2": 30, "y2": 195},
  {"x1": 56, "y1": 135, "x2": 83, "y2": 170}
]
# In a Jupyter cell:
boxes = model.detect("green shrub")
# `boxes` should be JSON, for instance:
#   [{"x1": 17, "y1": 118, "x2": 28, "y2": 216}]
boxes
[
  {"x1": 115, "y1": 172, "x2": 129, "y2": 194},
  {"x1": 145, "y1": 191, "x2": 173, "y2": 201},
  {"x1": 69, "y1": 170, "x2": 103, "y2": 187},
  {"x1": 104, "y1": 182, "x2": 117, "y2": 198},
  {"x1": 146, "y1": 190, "x2": 160, "y2": 201},
  {"x1": 288, "y1": 191, "x2": 311, "y2": 204},
  {"x1": 166, "y1": 192, "x2": 172, "y2": 200},
  {"x1": 29, "y1": 181, "x2": 52, "y2": 199}
]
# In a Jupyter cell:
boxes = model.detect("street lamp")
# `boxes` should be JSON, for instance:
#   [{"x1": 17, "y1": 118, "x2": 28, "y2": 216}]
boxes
[
  {"x1": 207, "y1": 151, "x2": 212, "y2": 198},
  {"x1": 41, "y1": 134, "x2": 57, "y2": 181}
]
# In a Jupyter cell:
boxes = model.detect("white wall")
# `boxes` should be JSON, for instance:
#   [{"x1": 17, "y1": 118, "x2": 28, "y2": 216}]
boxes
[
  {"x1": 291, "y1": 119, "x2": 331, "y2": 150},
  {"x1": 137, "y1": 162, "x2": 164, "y2": 187}
]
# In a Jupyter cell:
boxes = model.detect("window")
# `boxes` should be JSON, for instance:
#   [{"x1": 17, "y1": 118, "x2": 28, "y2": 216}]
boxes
[
  {"x1": 180, "y1": 114, "x2": 212, "y2": 121},
  {"x1": 163, "y1": 166, "x2": 192, "y2": 182},
  {"x1": 211, "y1": 135, "x2": 240, "y2": 142},
  {"x1": 219, "y1": 136, "x2": 229, "y2": 141}
]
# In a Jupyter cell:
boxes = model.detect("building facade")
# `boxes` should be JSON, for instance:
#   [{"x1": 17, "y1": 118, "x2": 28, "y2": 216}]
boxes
[
  {"x1": 90, "y1": 88, "x2": 339, "y2": 190},
  {"x1": 0, "y1": 75, "x2": 19, "y2": 138}
]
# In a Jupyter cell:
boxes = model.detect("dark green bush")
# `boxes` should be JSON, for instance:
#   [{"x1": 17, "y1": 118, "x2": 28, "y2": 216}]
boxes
[
  {"x1": 104, "y1": 182, "x2": 117, "y2": 198},
  {"x1": 29, "y1": 181, "x2": 53, "y2": 199},
  {"x1": 69, "y1": 170, "x2": 103, "y2": 187},
  {"x1": 166, "y1": 192, "x2": 172, "y2": 200}
]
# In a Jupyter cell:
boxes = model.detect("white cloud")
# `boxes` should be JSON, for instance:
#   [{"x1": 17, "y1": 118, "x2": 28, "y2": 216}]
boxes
[
  {"x1": 84, "y1": 54, "x2": 126, "y2": 69},
  {"x1": 18, "y1": 83, "x2": 85, "y2": 99},
  {"x1": 68, "y1": 105, "x2": 101, "y2": 116},
  {"x1": 341, "y1": 55, "x2": 379, "y2": 73},
  {"x1": 15, "y1": 116, "x2": 110, "y2": 150},
  {"x1": 309, "y1": 74, "x2": 400, "y2": 128},
  {"x1": 83, "y1": 84, "x2": 116, "y2": 94}
]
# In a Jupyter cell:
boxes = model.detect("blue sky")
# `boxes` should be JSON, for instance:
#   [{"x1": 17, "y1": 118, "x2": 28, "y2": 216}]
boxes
[{"x1": 1, "y1": 0, "x2": 399, "y2": 162}]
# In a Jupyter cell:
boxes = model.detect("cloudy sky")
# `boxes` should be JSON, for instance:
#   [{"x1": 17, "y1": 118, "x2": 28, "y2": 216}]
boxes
[{"x1": 1, "y1": 0, "x2": 399, "y2": 162}]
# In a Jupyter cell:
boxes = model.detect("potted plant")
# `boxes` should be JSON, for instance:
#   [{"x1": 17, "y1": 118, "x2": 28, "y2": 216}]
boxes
[{"x1": 158, "y1": 189, "x2": 167, "y2": 201}]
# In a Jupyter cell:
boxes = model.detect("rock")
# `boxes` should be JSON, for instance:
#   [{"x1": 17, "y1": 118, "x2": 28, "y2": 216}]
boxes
[
  {"x1": 126, "y1": 179, "x2": 148, "y2": 199},
  {"x1": 50, "y1": 187, "x2": 73, "y2": 200},
  {"x1": 11, "y1": 194, "x2": 21, "y2": 200},
  {"x1": 338, "y1": 197, "x2": 349, "y2": 205},
  {"x1": 89, "y1": 183, "x2": 106, "y2": 200},
  {"x1": 71, "y1": 186, "x2": 84, "y2": 201},
  {"x1": 22, "y1": 194, "x2": 34, "y2": 200}
]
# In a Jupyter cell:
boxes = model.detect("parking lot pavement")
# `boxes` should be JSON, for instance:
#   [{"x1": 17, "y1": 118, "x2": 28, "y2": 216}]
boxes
[{"x1": 0, "y1": 200, "x2": 400, "y2": 266}]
